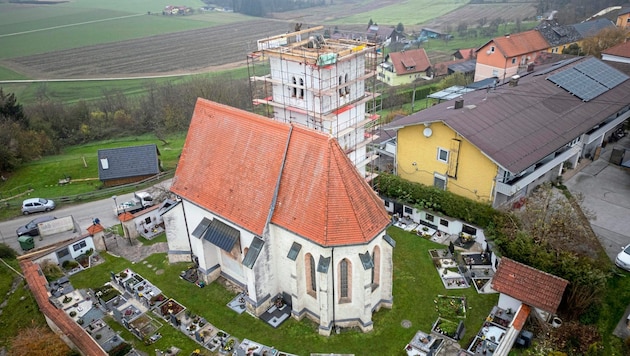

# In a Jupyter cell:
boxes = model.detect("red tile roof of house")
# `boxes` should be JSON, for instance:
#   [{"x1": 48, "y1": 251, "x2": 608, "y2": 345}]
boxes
[
  {"x1": 454, "y1": 48, "x2": 476, "y2": 59},
  {"x1": 487, "y1": 30, "x2": 549, "y2": 57},
  {"x1": 602, "y1": 40, "x2": 630, "y2": 58},
  {"x1": 491, "y1": 258, "x2": 568, "y2": 314},
  {"x1": 389, "y1": 48, "x2": 431, "y2": 75},
  {"x1": 19, "y1": 260, "x2": 107, "y2": 355},
  {"x1": 171, "y1": 98, "x2": 390, "y2": 246}
]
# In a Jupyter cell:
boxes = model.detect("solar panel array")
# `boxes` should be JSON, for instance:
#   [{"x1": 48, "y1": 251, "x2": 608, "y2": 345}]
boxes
[
  {"x1": 575, "y1": 58, "x2": 628, "y2": 88},
  {"x1": 547, "y1": 58, "x2": 629, "y2": 101}
]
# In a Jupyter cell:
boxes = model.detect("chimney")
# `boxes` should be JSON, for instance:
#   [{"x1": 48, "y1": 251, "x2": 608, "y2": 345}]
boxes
[
  {"x1": 454, "y1": 99, "x2": 464, "y2": 109},
  {"x1": 509, "y1": 75, "x2": 520, "y2": 87}
]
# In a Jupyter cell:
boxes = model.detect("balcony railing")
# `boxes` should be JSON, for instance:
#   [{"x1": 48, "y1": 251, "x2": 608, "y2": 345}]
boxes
[{"x1": 495, "y1": 146, "x2": 580, "y2": 196}]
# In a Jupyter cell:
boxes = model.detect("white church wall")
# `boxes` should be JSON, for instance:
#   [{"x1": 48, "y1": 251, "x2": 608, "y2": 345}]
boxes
[{"x1": 163, "y1": 203, "x2": 192, "y2": 263}]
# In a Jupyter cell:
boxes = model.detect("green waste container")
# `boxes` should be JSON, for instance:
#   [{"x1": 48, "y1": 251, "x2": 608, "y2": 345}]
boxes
[{"x1": 18, "y1": 235, "x2": 35, "y2": 251}]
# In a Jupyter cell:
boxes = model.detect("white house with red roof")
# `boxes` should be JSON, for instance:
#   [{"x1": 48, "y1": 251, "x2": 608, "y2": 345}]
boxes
[{"x1": 163, "y1": 98, "x2": 394, "y2": 335}]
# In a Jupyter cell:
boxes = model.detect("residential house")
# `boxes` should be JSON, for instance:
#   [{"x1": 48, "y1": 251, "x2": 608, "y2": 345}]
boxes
[
  {"x1": 602, "y1": 40, "x2": 630, "y2": 64},
  {"x1": 418, "y1": 28, "x2": 452, "y2": 42},
  {"x1": 535, "y1": 19, "x2": 582, "y2": 54},
  {"x1": 616, "y1": 7, "x2": 630, "y2": 29},
  {"x1": 384, "y1": 56, "x2": 630, "y2": 208},
  {"x1": 378, "y1": 48, "x2": 432, "y2": 86},
  {"x1": 452, "y1": 48, "x2": 476, "y2": 60},
  {"x1": 490, "y1": 258, "x2": 568, "y2": 355},
  {"x1": 474, "y1": 30, "x2": 549, "y2": 82},
  {"x1": 97, "y1": 144, "x2": 161, "y2": 187},
  {"x1": 163, "y1": 98, "x2": 394, "y2": 335},
  {"x1": 573, "y1": 18, "x2": 616, "y2": 39},
  {"x1": 366, "y1": 24, "x2": 405, "y2": 44},
  {"x1": 431, "y1": 58, "x2": 476, "y2": 78}
]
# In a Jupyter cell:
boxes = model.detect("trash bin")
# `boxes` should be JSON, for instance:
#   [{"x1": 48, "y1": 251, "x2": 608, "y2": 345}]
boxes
[{"x1": 18, "y1": 235, "x2": 35, "y2": 251}]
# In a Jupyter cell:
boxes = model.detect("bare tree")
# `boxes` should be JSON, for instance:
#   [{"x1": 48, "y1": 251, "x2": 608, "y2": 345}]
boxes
[
  {"x1": 9, "y1": 322, "x2": 71, "y2": 356},
  {"x1": 581, "y1": 27, "x2": 629, "y2": 59}
]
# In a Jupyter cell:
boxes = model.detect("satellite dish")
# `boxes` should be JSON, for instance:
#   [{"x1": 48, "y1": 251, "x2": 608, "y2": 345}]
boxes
[{"x1": 423, "y1": 127, "x2": 433, "y2": 137}]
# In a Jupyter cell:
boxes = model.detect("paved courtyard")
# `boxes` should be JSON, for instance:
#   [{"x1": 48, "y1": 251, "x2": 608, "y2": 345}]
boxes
[{"x1": 564, "y1": 135, "x2": 630, "y2": 261}]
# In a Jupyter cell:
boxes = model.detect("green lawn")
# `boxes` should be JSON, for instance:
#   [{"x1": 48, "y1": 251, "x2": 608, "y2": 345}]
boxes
[
  {"x1": 0, "y1": 257, "x2": 47, "y2": 350},
  {"x1": 0, "y1": 133, "x2": 186, "y2": 218},
  {"x1": 69, "y1": 227, "x2": 498, "y2": 355},
  {"x1": 0, "y1": 15, "x2": 210, "y2": 60},
  {"x1": 329, "y1": 0, "x2": 468, "y2": 25}
]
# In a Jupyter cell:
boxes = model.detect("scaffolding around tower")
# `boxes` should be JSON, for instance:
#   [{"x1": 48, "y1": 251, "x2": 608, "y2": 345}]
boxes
[{"x1": 247, "y1": 25, "x2": 383, "y2": 179}]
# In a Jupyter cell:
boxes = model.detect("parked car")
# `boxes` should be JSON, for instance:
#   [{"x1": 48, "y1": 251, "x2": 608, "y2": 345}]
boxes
[
  {"x1": 615, "y1": 244, "x2": 630, "y2": 271},
  {"x1": 21, "y1": 198, "x2": 56, "y2": 215},
  {"x1": 16, "y1": 216, "x2": 57, "y2": 237}
]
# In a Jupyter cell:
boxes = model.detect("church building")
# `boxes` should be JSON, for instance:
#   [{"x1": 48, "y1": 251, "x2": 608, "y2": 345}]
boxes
[{"x1": 163, "y1": 98, "x2": 394, "y2": 335}]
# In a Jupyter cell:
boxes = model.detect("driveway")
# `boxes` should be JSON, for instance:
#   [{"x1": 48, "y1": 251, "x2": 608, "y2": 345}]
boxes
[{"x1": 564, "y1": 135, "x2": 630, "y2": 262}]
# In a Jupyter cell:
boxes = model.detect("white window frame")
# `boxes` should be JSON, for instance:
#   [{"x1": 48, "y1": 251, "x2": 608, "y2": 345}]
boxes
[
  {"x1": 437, "y1": 147, "x2": 449, "y2": 163},
  {"x1": 434, "y1": 173, "x2": 447, "y2": 190}
]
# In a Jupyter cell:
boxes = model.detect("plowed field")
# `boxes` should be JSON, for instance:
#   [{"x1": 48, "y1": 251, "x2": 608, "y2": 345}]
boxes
[{"x1": 2, "y1": 19, "x2": 293, "y2": 79}]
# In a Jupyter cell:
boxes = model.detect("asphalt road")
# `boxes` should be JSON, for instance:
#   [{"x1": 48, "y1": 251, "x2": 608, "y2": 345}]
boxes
[{"x1": 1, "y1": 191, "x2": 145, "y2": 254}]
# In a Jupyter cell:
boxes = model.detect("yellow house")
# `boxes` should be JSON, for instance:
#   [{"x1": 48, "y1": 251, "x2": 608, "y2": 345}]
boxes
[
  {"x1": 384, "y1": 57, "x2": 630, "y2": 208},
  {"x1": 377, "y1": 48, "x2": 432, "y2": 86},
  {"x1": 616, "y1": 7, "x2": 630, "y2": 29}
]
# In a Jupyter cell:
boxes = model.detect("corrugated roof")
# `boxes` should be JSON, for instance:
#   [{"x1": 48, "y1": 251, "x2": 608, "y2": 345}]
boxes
[
  {"x1": 384, "y1": 56, "x2": 630, "y2": 173},
  {"x1": 490, "y1": 30, "x2": 549, "y2": 57},
  {"x1": 491, "y1": 258, "x2": 568, "y2": 314},
  {"x1": 388, "y1": 48, "x2": 431, "y2": 75},
  {"x1": 171, "y1": 99, "x2": 390, "y2": 246},
  {"x1": 97, "y1": 144, "x2": 160, "y2": 180}
]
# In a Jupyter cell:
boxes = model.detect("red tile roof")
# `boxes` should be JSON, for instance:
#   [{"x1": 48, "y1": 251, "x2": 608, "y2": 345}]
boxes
[
  {"x1": 511, "y1": 304, "x2": 530, "y2": 330},
  {"x1": 454, "y1": 48, "x2": 476, "y2": 60},
  {"x1": 171, "y1": 99, "x2": 390, "y2": 246},
  {"x1": 602, "y1": 40, "x2": 630, "y2": 58},
  {"x1": 87, "y1": 223, "x2": 104, "y2": 234},
  {"x1": 491, "y1": 258, "x2": 568, "y2": 314},
  {"x1": 489, "y1": 30, "x2": 549, "y2": 57},
  {"x1": 20, "y1": 260, "x2": 107, "y2": 355},
  {"x1": 388, "y1": 48, "x2": 431, "y2": 75}
]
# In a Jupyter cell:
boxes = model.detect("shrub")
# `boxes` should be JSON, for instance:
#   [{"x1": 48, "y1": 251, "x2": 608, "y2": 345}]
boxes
[
  {"x1": 0, "y1": 243, "x2": 16, "y2": 259},
  {"x1": 69, "y1": 311, "x2": 77, "y2": 317},
  {"x1": 373, "y1": 173, "x2": 505, "y2": 227}
]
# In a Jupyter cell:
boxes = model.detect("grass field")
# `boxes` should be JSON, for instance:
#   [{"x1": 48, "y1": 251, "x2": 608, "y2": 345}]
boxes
[
  {"x1": 0, "y1": 14, "x2": 211, "y2": 60},
  {"x1": 0, "y1": 63, "x2": 264, "y2": 105},
  {"x1": 0, "y1": 134, "x2": 186, "y2": 219},
  {"x1": 330, "y1": 0, "x2": 468, "y2": 25}
]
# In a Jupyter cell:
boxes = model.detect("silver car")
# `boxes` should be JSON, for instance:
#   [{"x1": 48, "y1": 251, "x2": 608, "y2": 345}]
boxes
[{"x1": 21, "y1": 198, "x2": 56, "y2": 215}]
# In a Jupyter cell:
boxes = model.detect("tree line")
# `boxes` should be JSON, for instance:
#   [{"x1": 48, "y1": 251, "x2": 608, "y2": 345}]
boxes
[{"x1": 0, "y1": 75, "x2": 251, "y2": 173}]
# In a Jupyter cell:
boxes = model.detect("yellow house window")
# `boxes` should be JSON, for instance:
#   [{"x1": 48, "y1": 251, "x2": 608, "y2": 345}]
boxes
[
  {"x1": 437, "y1": 148, "x2": 449, "y2": 163},
  {"x1": 434, "y1": 173, "x2": 447, "y2": 190}
]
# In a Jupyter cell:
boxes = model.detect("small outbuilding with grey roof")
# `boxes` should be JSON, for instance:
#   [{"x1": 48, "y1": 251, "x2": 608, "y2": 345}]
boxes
[{"x1": 97, "y1": 144, "x2": 161, "y2": 187}]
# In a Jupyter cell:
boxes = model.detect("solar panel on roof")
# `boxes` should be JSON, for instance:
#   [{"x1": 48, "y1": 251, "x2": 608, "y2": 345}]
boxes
[
  {"x1": 548, "y1": 67, "x2": 608, "y2": 101},
  {"x1": 547, "y1": 58, "x2": 627, "y2": 101},
  {"x1": 574, "y1": 58, "x2": 628, "y2": 88}
]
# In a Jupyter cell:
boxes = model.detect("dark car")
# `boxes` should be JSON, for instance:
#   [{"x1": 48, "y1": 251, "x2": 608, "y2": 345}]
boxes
[{"x1": 16, "y1": 216, "x2": 57, "y2": 237}]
